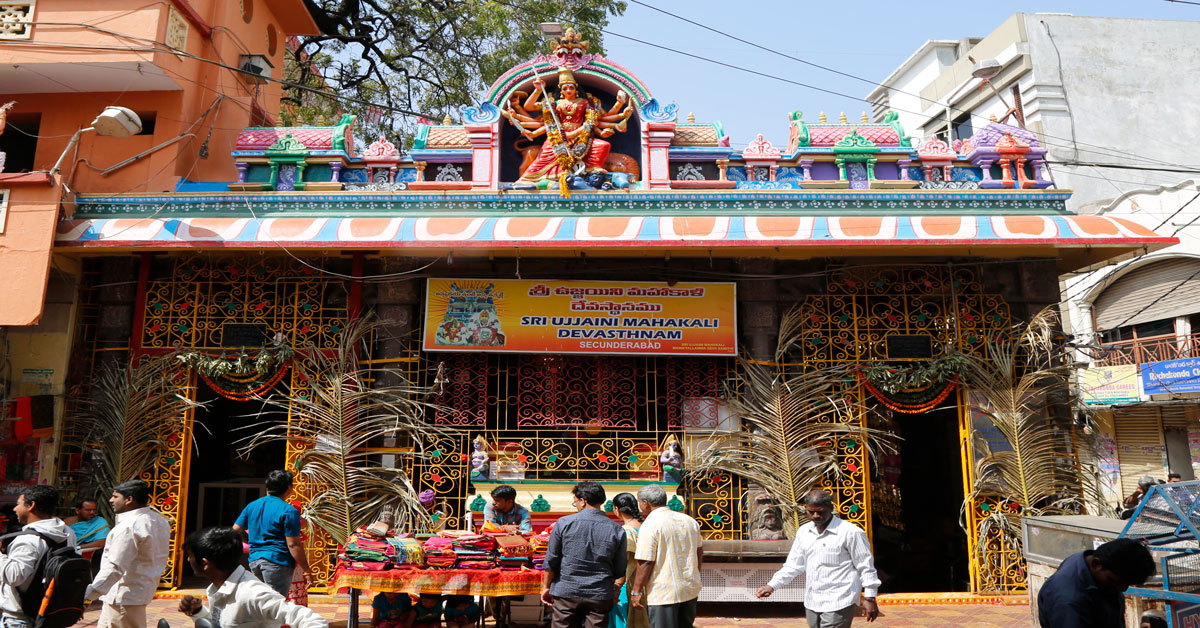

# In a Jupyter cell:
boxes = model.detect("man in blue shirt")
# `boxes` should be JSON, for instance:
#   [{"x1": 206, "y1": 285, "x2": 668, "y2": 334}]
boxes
[
  {"x1": 233, "y1": 470, "x2": 311, "y2": 596},
  {"x1": 1038, "y1": 538, "x2": 1155, "y2": 628},
  {"x1": 541, "y1": 481, "x2": 627, "y2": 628},
  {"x1": 483, "y1": 485, "x2": 533, "y2": 534},
  {"x1": 69, "y1": 497, "x2": 110, "y2": 571}
]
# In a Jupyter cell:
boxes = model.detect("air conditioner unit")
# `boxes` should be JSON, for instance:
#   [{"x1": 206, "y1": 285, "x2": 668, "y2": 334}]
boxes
[{"x1": 238, "y1": 54, "x2": 273, "y2": 84}]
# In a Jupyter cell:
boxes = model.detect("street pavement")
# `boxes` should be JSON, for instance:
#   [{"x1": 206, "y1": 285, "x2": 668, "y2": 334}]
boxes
[{"x1": 78, "y1": 594, "x2": 1034, "y2": 628}]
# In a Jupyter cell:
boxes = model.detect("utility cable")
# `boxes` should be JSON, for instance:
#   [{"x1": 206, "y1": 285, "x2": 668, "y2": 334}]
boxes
[{"x1": 545, "y1": 1, "x2": 1200, "y2": 171}]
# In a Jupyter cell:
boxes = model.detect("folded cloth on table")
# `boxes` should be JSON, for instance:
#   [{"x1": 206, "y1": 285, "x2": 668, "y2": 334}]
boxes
[
  {"x1": 344, "y1": 560, "x2": 391, "y2": 571},
  {"x1": 390, "y1": 537, "x2": 425, "y2": 565},
  {"x1": 425, "y1": 555, "x2": 458, "y2": 568},
  {"x1": 495, "y1": 535, "x2": 531, "y2": 557},
  {"x1": 457, "y1": 559, "x2": 495, "y2": 570}
]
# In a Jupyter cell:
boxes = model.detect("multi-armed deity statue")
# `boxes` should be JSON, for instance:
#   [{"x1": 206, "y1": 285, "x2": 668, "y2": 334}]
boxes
[{"x1": 502, "y1": 29, "x2": 634, "y2": 194}]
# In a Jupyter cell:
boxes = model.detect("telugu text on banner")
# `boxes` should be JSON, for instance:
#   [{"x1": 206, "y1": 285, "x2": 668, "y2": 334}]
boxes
[{"x1": 422, "y1": 279, "x2": 737, "y2": 356}]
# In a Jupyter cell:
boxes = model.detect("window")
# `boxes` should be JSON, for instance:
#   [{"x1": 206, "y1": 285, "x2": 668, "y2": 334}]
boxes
[
  {"x1": 0, "y1": 113, "x2": 40, "y2": 172},
  {"x1": 1099, "y1": 317, "x2": 1175, "y2": 343},
  {"x1": 134, "y1": 111, "x2": 156, "y2": 135}
]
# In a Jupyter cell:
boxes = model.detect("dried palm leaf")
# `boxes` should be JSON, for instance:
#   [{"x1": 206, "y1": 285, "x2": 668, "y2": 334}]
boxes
[
  {"x1": 690, "y1": 306, "x2": 894, "y2": 534},
  {"x1": 958, "y1": 306, "x2": 1101, "y2": 590},
  {"x1": 77, "y1": 354, "x2": 202, "y2": 520},
  {"x1": 237, "y1": 315, "x2": 450, "y2": 545}
]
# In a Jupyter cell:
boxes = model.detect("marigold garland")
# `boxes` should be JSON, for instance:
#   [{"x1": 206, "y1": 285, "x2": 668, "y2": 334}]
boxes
[
  {"x1": 201, "y1": 363, "x2": 290, "y2": 401},
  {"x1": 177, "y1": 343, "x2": 294, "y2": 401},
  {"x1": 860, "y1": 374, "x2": 957, "y2": 413}
]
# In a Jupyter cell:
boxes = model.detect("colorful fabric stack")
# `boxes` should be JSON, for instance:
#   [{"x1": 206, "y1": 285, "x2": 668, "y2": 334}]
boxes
[
  {"x1": 344, "y1": 533, "x2": 396, "y2": 568},
  {"x1": 423, "y1": 535, "x2": 458, "y2": 568},
  {"x1": 496, "y1": 535, "x2": 532, "y2": 557},
  {"x1": 529, "y1": 526, "x2": 552, "y2": 570},
  {"x1": 446, "y1": 532, "x2": 497, "y2": 569},
  {"x1": 387, "y1": 536, "x2": 426, "y2": 565}
]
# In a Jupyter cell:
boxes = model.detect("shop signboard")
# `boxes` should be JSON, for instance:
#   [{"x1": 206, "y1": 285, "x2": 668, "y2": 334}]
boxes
[
  {"x1": 423, "y1": 278, "x2": 737, "y2": 356},
  {"x1": 1079, "y1": 364, "x2": 1140, "y2": 404},
  {"x1": 1142, "y1": 357, "x2": 1200, "y2": 396}
]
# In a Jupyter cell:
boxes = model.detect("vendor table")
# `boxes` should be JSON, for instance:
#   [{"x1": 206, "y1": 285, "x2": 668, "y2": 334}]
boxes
[{"x1": 331, "y1": 565, "x2": 543, "y2": 628}]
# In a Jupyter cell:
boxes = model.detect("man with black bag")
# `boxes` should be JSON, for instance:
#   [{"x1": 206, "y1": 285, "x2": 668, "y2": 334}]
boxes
[{"x1": 0, "y1": 485, "x2": 85, "y2": 628}]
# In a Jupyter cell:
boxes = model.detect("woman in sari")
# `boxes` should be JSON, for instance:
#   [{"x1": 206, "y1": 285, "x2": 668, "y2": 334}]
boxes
[{"x1": 609, "y1": 493, "x2": 649, "y2": 628}]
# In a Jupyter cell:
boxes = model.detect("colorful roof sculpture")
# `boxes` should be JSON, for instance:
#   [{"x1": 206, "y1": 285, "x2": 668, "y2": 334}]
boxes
[
  {"x1": 234, "y1": 114, "x2": 356, "y2": 155},
  {"x1": 787, "y1": 110, "x2": 911, "y2": 152},
  {"x1": 51, "y1": 23, "x2": 1175, "y2": 266}
]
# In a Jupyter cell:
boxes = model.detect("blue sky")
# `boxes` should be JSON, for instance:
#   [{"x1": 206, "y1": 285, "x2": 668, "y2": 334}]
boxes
[{"x1": 596, "y1": 1, "x2": 1194, "y2": 149}]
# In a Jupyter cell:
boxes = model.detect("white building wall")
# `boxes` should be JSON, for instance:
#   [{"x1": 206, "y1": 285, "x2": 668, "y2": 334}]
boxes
[{"x1": 1023, "y1": 14, "x2": 1200, "y2": 213}]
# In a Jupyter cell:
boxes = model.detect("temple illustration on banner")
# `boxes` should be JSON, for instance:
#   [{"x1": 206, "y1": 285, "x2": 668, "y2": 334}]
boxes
[{"x1": 435, "y1": 282, "x2": 505, "y2": 347}]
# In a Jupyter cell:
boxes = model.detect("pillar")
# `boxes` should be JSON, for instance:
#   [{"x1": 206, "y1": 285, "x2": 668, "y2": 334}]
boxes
[
  {"x1": 465, "y1": 124, "x2": 497, "y2": 190},
  {"x1": 643, "y1": 121, "x2": 677, "y2": 190}
]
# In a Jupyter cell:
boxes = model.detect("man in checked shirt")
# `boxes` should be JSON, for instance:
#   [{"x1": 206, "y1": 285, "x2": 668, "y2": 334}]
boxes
[
  {"x1": 541, "y1": 481, "x2": 627, "y2": 628},
  {"x1": 756, "y1": 490, "x2": 880, "y2": 627}
]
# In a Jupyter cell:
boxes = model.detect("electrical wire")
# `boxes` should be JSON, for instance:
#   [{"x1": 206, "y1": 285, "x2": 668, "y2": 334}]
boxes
[
  {"x1": 13, "y1": 17, "x2": 1200, "y2": 175},
  {"x1": 520, "y1": 0, "x2": 1200, "y2": 172}
]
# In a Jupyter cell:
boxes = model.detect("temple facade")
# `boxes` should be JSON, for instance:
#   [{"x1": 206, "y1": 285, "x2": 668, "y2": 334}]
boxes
[{"x1": 41, "y1": 28, "x2": 1178, "y2": 594}]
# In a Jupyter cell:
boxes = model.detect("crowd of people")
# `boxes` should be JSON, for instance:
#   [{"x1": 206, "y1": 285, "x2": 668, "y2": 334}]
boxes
[
  {"x1": 30, "y1": 470, "x2": 1164, "y2": 628},
  {"x1": 0, "y1": 474, "x2": 323, "y2": 628}
]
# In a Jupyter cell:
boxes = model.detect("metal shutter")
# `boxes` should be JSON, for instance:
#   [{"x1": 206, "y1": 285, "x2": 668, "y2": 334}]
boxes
[
  {"x1": 1113, "y1": 407, "x2": 1166, "y2": 497},
  {"x1": 1093, "y1": 258, "x2": 1200, "y2": 331}
]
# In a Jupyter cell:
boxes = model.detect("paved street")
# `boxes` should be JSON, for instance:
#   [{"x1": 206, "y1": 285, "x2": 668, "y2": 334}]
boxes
[{"x1": 81, "y1": 594, "x2": 1034, "y2": 628}]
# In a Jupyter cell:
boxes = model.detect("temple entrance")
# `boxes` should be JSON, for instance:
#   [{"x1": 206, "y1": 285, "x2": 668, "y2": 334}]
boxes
[
  {"x1": 872, "y1": 405, "x2": 969, "y2": 593},
  {"x1": 183, "y1": 380, "x2": 285, "y2": 559}
]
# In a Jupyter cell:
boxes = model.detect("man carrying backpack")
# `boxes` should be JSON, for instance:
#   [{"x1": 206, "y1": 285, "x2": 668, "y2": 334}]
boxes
[
  {"x1": 0, "y1": 485, "x2": 78, "y2": 628},
  {"x1": 84, "y1": 480, "x2": 170, "y2": 628}
]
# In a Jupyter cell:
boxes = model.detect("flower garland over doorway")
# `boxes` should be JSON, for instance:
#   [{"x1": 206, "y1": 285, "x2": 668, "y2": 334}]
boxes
[
  {"x1": 855, "y1": 353, "x2": 971, "y2": 413},
  {"x1": 176, "y1": 343, "x2": 294, "y2": 401}
]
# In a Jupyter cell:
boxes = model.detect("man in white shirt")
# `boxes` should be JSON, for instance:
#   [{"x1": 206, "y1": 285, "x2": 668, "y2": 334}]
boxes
[
  {"x1": 84, "y1": 480, "x2": 171, "y2": 628},
  {"x1": 756, "y1": 490, "x2": 880, "y2": 627},
  {"x1": 178, "y1": 527, "x2": 326, "y2": 628},
  {"x1": 629, "y1": 484, "x2": 703, "y2": 628},
  {"x1": 0, "y1": 485, "x2": 77, "y2": 628}
]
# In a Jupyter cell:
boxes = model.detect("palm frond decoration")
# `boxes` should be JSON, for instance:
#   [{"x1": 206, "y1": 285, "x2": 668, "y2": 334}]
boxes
[
  {"x1": 959, "y1": 306, "x2": 1100, "y2": 590},
  {"x1": 77, "y1": 354, "x2": 201, "y2": 520},
  {"x1": 689, "y1": 306, "x2": 894, "y2": 534},
  {"x1": 237, "y1": 315, "x2": 450, "y2": 545}
]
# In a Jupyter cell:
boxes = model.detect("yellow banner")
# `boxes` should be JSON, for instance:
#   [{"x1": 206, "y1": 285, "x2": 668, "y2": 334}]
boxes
[
  {"x1": 423, "y1": 279, "x2": 737, "y2": 356},
  {"x1": 1080, "y1": 364, "x2": 1140, "y2": 404}
]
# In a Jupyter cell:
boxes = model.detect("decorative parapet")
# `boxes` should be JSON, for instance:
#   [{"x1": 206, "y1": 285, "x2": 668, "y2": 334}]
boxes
[
  {"x1": 0, "y1": 1, "x2": 35, "y2": 39},
  {"x1": 787, "y1": 110, "x2": 909, "y2": 153},
  {"x1": 965, "y1": 122, "x2": 1052, "y2": 189},
  {"x1": 832, "y1": 131, "x2": 879, "y2": 186},
  {"x1": 917, "y1": 137, "x2": 957, "y2": 183},
  {"x1": 362, "y1": 136, "x2": 402, "y2": 184},
  {"x1": 742, "y1": 134, "x2": 781, "y2": 182},
  {"x1": 235, "y1": 114, "x2": 356, "y2": 154}
]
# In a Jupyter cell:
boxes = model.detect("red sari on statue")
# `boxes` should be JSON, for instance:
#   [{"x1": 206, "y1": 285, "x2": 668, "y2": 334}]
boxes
[{"x1": 518, "y1": 97, "x2": 611, "y2": 184}]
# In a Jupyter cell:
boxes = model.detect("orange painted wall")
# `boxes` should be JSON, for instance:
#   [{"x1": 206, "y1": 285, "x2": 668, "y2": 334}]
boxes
[
  {"x1": 0, "y1": 175, "x2": 61, "y2": 325},
  {"x1": 1, "y1": 0, "x2": 316, "y2": 193}
]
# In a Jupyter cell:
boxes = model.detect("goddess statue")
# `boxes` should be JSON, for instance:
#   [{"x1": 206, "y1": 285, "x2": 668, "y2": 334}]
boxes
[
  {"x1": 660, "y1": 437, "x2": 684, "y2": 483},
  {"x1": 470, "y1": 435, "x2": 491, "y2": 481},
  {"x1": 504, "y1": 30, "x2": 633, "y2": 193}
]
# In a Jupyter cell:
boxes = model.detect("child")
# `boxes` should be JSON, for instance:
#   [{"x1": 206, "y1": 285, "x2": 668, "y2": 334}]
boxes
[
  {"x1": 412, "y1": 593, "x2": 444, "y2": 628},
  {"x1": 178, "y1": 527, "x2": 327, "y2": 628},
  {"x1": 443, "y1": 595, "x2": 480, "y2": 628},
  {"x1": 371, "y1": 592, "x2": 413, "y2": 628}
]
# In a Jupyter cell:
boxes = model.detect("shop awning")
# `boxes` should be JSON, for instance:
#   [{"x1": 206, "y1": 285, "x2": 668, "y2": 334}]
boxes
[{"x1": 55, "y1": 214, "x2": 1176, "y2": 272}]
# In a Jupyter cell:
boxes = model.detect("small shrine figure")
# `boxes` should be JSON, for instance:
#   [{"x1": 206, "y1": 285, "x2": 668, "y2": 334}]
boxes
[
  {"x1": 470, "y1": 435, "x2": 491, "y2": 481},
  {"x1": 507, "y1": 29, "x2": 634, "y2": 194},
  {"x1": 660, "y1": 436, "x2": 685, "y2": 483}
]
